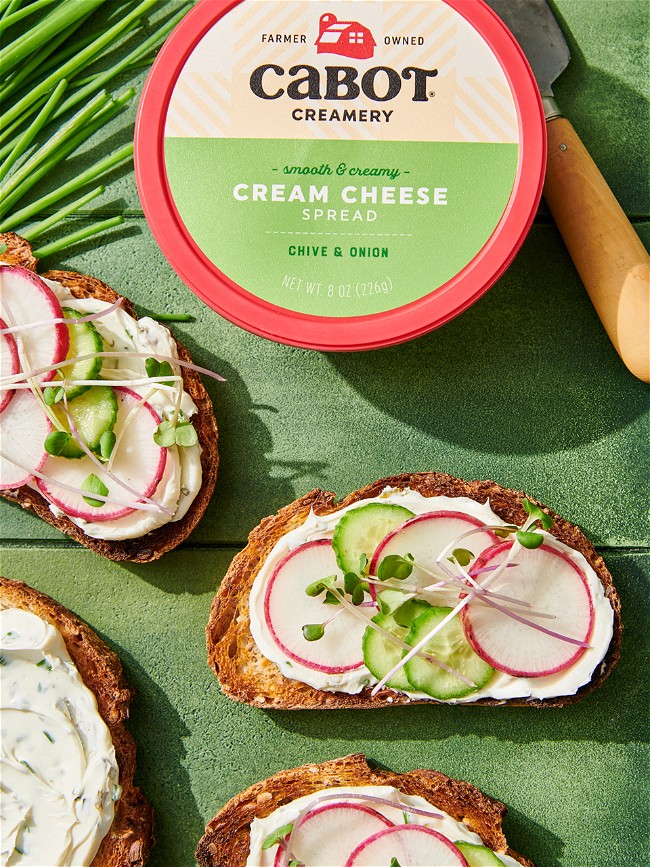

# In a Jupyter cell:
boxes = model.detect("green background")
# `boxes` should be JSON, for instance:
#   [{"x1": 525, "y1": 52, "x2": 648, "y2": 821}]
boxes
[
  {"x1": 1, "y1": 1, "x2": 648, "y2": 865},
  {"x1": 164, "y1": 138, "x2": 518, "y2": 316}
]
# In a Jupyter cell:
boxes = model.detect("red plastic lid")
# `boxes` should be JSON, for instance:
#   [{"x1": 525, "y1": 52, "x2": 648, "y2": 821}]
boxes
[{"x1": 136, "y1": 0, "x2": 545, "y2": 351}]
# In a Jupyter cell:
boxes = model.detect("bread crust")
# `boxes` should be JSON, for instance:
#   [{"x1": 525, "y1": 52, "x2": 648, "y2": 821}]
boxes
[
  {"x1": 207, "y1": 472, "x2": 622, "y2": 709},
  {"x1": 195, "y1": 753, "x2": 535, "y2": 867},
  {"x1": 0, "y1": 232, "x2": 219, "y2": 562},
  {"x1": 0, "y1": 577, "x2": 154, "y2": 866}
]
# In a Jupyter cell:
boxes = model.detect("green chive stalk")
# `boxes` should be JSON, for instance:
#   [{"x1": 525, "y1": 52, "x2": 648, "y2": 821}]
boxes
[
  {"x1": 0, "y1": 0, "x2": 59, "y2": 36},
  {"x1": 32, "y1": 215, "x2": 124, "y2": 259},
  {"x1": 0, "y1": 90, "x2": 111, "y2": 207},
  {"x1": 21, "y1": 186, "x2": 105, "y2": 241},
  {"x1": 0, "y1": 0, "x2": 108, "y2": 77},
  {"x1": 0, "y1": 90, "x2": 134, "y2": 219},
  {"x1": 0, "y1": 144, "x2": 132, "y2": 232},
  {"x1": 0, "y1": 79, "x2": 66, "y2": 183},
  {"x1": 2, "y1": 0, "x2": 158, "y2": 129},
  {"x1": 54, "y1": 5, "x2": 189, "y2": 119}
]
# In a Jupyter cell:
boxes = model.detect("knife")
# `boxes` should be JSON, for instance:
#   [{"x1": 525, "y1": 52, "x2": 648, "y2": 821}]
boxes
[{"x1": 486, "y1": 0, "x2": 650, "y2": 383}]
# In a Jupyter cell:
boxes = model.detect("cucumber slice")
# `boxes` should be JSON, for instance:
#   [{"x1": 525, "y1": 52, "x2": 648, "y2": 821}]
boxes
[
  {"x1": 455, "y1": 842, "x2": 503, "y2": 865},
  {"x1": 59, "y1": 308, "x2": 103, "y2": 399},
  {"x1": 404, "y1": 607, "x2": 494, "y2": 700},
  {"x1": 332, "y1": 503, "x2": 415, "y2": 573},
  {"x1": 363, "y1": 591, "x2": 431, "y2": 690},
  {"x1": 53, "y1": 385, "x2": 118, "y2": 459}
]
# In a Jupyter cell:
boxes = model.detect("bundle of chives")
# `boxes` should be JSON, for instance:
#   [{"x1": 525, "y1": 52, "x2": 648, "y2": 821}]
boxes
[{"x1": 0, "y1": 0, "x2": 189, "y2": 259}]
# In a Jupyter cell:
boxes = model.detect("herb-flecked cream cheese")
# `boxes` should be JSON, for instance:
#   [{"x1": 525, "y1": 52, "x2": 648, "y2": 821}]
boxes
[{"x1": 0, "y1": 608, "x2": 119, "y2": 866}]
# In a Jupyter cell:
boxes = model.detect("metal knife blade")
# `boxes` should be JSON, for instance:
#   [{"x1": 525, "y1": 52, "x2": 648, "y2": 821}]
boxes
[{"x1": 485, "y1": 0, "x2": 570, "y2": 113}]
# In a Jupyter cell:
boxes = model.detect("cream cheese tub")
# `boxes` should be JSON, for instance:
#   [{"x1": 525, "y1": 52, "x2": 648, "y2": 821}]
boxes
[{"x1": 136, "y1": 0, "x2": 545, "y2": 350}]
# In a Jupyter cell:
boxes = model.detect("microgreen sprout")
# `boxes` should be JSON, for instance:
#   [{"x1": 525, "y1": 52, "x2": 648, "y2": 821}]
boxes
[
  {"x1": 302, "y1": 623, "x2": 325, "y2": 642},
  {"x1": 153, "y1": 413, "x2": 199, "y2": 449},
  {"x1": 43, "y1": 385, "x2": 64, "y2": 405},
  {"x1": 305, "y1": 575, "x2": 340, "y2": 605},
  {"x1": 390, "y1": 859, "x2": 403, "y2": 867},
  {"x1": 450, "y1": 547, "x2": 474, "y2": 567},
  {"x1": 98, "y1": 430, "x2": 116, "y2": 460},
  {"x1": 262, "y1": 823, "x2": 294, "y2": 850},
  {"x1": 81, "y1": 473, "x2": 109, "y2": 508},
  {"x1": 377, "y1": 553, "x2": 414, "y2": 582},
  {"x1": 44, "y1": 430, "x2": 70, "y2": 456}
]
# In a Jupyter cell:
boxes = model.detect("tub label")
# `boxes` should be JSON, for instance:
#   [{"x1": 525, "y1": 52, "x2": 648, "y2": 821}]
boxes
[{"x1": 164, "y1": 0, "x2": 520, "y2": 317}]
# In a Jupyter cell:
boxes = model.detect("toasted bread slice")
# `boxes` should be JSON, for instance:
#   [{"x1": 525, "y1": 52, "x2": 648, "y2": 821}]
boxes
[
  {"x1": 207, "y1": 472, "x2": 621, "y2": 709},
  {"x1": 195, "y1": 753, "x2": 535, "y2": 867},
  {"x1": 0, "y1": 232, "x2": 218, "y2": 562},
  {"x1": 0, "y1": 577, "x2": 154, "y2": 866}
]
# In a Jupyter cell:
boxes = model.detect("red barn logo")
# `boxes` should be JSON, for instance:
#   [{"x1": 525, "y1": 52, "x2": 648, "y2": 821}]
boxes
[{"x1": 315, "y1": 13, "x2": 376, "y2": 60}]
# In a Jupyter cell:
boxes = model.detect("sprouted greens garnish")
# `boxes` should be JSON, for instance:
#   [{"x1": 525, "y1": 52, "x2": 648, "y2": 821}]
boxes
[
  {"x1": 0, "y1": 288, "x2": 224, "y2": 523},
  {"x1": 296, "y1": 501, "x2": 589, "y2": 696}
]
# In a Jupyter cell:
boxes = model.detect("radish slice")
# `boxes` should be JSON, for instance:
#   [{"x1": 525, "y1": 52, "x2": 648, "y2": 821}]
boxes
[
  {"x1": 0, "y1": 266, "x2": 69, "y2": 383},
  {"x1": 345, "y1": 825, "x2": 469, "y2": 866},
  {"x1": 0, "y1": 390, "x2": 51, "y2": 489},
  {"x1": 370, "y1": 511, "x2": 499, "y2": 595},
  {"x1": 264, "y1": 539, "x2": 372, "y2": 672},
  {"x1": 0, "y1": 318, "x2": 18, "y2": 412},
  {"x1": 461, "y1": 541, "x2": 595, "y2": 677},
  {"x1": 274, "y1": 803, "x2": 392, "y2": 867},
  {"x1": 37, "y1": 387, "x2": 166, "y2": 521}
]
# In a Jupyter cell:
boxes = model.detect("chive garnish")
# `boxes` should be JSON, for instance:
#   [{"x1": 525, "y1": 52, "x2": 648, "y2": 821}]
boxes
[
  {"x1": 43, "y1": 731, "x2": 55, "y2": 743},
  {"x1": 0, "y1": 0, "x2": 191, "y2": 253}
]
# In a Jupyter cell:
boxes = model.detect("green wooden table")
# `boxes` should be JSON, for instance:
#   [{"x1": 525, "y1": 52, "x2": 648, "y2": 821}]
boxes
[{"x1": 1, "y1": 2, "x2": 648, "y2": 864}]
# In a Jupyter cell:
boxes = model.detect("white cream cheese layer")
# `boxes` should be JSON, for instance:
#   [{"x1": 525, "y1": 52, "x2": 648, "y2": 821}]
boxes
[
  {"x1": 0, "y1": 608, "x2": 119, "y2": 866},
  {"x1": 40, "y1": 279, "x2": 202, "y2": 541},
  {"x1": 246, "y1": 785, "x2": 523, "y2": 866},
  {"x1": 248, "y1": 488, "x2": 614, "y2": 702}
]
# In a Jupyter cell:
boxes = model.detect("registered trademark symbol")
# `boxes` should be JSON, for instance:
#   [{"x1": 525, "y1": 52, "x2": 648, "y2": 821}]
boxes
[{"x1": 428, "y1": 90, "x2": 435, "y2": 97}]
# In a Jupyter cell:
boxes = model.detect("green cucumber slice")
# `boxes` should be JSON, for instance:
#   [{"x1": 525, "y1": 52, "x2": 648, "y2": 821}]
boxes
[
  {"x1": 53, "y1": 385, "x2": 118, "y2": 459},
  {"x1": 404, "y1": 607, "x2": 494, "y2": 700},
  {"x1": 332, "y1": 503, "x2": 415, "y2": 573},
  {"x1": 59, "y1": 308, "x2": 103, "y2": 399},
  {"x1": 455, "y1": 842, "x2": 503, "y2": 865},
  {"x1": 363, "y1": 591, "x2": 431, "y2": 690}
]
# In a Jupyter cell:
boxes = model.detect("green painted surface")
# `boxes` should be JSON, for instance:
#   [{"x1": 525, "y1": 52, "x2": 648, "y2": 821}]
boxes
[
  {"x1": 3, "y1": 222, "x2": 648, "y2": 547},
  {"x1": 1, "y1": 1, "x2": 649, "y2": 866},
  {"x1": 0, "y1": 548, "x2": 647, "y2": 867}
]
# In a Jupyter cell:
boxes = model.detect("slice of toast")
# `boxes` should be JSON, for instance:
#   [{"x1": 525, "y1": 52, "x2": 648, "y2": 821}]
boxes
[
  {"x1": 0, "y1": 232, "x2": 219, "y2": 562},
  {"x1": 207, "y1": 472, "x2": 621, "y2": 709},
  {"x1": 0, "y1": 577, "x2": 154, "y2": 866},
  {"x1": 195, "y1": 753, "x2": 535, "y2": 867}
]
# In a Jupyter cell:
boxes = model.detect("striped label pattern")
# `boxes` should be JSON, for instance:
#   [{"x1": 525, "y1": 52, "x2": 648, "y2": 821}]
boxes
[{"x1": 165, "y1": 0, "x2": 519, "y2": 144}]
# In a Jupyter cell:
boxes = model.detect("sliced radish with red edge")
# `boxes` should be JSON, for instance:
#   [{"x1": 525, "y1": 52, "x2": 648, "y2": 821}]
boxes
[
  {"x1": 345, "y1": 824, "x2": 469, "y2": 866},
  {"x1": 0, "y1": 266, "x2": 69, "y2": 382},
  {"x1": 0, "y1": 318, "x2": 18, "y2": 412},
  {"x1": 461, "y1": 541, "x2": 594, "y2": 677},
  {"x1": 369, "y1": 511, "x2": 499, "y2": 597},
  {"x1": 37, "y1": 387, "x2": 166, "y2": 521},
  {"x1": 273, "y1": 802, "x2": 393, "y2": 866},
  {"x1": 0, "y1": 390, "x2": 51, "y2": 489},
  {"x1": 264, "y1": 539, "x2": 373, "y2": 672}
]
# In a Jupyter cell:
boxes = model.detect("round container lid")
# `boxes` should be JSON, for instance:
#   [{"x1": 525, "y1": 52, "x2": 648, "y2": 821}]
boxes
[{"x1": 136, "y1": 0, "x2": 545, "y2": 351}]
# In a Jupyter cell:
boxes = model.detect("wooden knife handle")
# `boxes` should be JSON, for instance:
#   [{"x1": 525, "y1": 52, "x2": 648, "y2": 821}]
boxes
[{"x1": 543, "y1": 116, "x2": 650, "y2": 383}]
